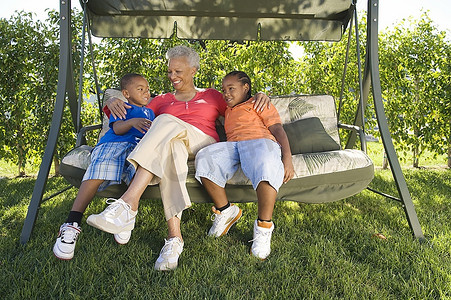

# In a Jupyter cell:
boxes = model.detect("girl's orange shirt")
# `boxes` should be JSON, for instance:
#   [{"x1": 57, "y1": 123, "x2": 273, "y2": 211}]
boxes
[{"x1": 224, "y1": 98, "x2": 281, "y2": 142}]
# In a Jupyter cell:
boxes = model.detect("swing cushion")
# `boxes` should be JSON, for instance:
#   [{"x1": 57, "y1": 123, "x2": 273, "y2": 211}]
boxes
[
  {"x1": 283, "y1": 117, "x2": 340, "y2": 154},
  {"x1": 60, "y1": 93, "x2": 374, "y2": 204}
]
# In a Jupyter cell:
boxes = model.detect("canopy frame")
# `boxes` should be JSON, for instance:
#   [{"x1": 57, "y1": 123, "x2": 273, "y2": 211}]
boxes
[{"x1": 20, "y1": 0, "x2": 424, "y2": 244}]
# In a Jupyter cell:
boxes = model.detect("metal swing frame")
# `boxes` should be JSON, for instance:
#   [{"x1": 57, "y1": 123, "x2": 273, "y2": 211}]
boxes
[{"x1": 20, "y1": 0, "x2": 424, "y2": 244}]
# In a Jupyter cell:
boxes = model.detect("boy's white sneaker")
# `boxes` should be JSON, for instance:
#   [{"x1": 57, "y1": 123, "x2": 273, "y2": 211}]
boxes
[
  {"x1": 86, "y1": 198, "x2": 137, "y2": 234},
  {"x1": 154, "y1": 237, "x2": 184, "y2": 271},
  {"x1": 53, "y1": 222, "x2": 82, "y2": 260},
  {"x1": 208, "y1": 204, "x2": 242, "y2": 237},
  {"x1": 114, "y1": 230, "x2": 132, "y2": 245},
  {"x1": 250, "y1": 220, "x2": 274, "y2": 260}
]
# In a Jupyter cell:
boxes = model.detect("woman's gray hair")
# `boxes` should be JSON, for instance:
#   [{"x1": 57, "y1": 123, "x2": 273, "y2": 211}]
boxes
[{"x1": 166, "y1": 45, "x2": 200, "y2": 71}]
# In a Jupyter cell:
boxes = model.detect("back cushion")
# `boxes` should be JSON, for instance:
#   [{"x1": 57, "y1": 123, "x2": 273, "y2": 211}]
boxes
[
  {"x1": 271, "y1": 95, "x2": 340, "y2": 146},
  {"x1": 99, "y1": 89, "x2": 128, "y2": 139}
]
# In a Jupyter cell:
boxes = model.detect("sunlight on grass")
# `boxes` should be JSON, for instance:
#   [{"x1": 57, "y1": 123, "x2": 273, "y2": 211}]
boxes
[
  {"x1": 0, "y1": 160, "x2": 42, "y2": 178},
  {"x1": 366, "y1": 141, "x2": 448, "y2": 169}
]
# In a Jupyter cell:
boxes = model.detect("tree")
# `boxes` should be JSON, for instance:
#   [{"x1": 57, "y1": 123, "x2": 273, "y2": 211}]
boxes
[
  {"x1": 197, "y1": 40, "x2": 299, "y2": 95},
  {"x1": 0, "y1": 12, "x2": 60, "y2": 176},
  {"x1": 94, "y1": 38, "x2": 299, "y2": 96},
  {"x1": 0, "y1": 11, "x2": 300, "y2": 176},
  {"x1": 439, "y1": 43, "x2": 451, "y2": 167},
  {"x1": 95, "y1": 38, "x2": 169, "y2": 94},
  {"x1": 379, "y1": 12, "x2": 450, "y2": 167},
  {"x1": 0, "y1": 10, "x2": 98, "y2": 176}
]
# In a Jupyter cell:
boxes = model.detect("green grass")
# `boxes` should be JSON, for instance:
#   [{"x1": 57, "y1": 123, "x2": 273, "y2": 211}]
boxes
[
  {"x1": 0, "y1": 160, "x2": 40, "y2": 179},
  {"x1": 366, "y1": 141, "x2": 449, "y2": 169},
  {"x1": 1, "y1": 142, "x2": 450, "y2": 299}
]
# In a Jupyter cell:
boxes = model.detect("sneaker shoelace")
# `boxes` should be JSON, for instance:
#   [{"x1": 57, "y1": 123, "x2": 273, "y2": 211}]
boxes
[
  {"x1": 61, "y1": 225, "x2": 80, "y2": 244},
  {"x1": 249, "y1": 230, "x2": 272, "y2": 244},
  {"x1": 210, "y1": 206, "x2": 225, "y2": 225},
  {"x1": 104, "y1": 198, "x2": 132, "y2": 216},
  {"x1": 161, "y1": 238, "x2": 181, "y2": 257}
]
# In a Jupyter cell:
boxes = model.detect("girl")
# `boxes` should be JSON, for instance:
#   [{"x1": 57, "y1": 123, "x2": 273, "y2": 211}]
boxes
[{"x1": 195, "y1": 71, "x2": 294, "y2": 259}]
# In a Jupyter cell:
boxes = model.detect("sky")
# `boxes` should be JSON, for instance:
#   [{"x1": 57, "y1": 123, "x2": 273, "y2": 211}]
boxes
[
  {"x1": 1, "y1": 0, "x2": 450, "y2": 32},
  {"x1": 1, "y1": 0, "x2": 450, "y2": 59}
]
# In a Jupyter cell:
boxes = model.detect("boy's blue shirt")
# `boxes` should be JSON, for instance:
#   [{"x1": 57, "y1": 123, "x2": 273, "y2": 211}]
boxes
[{"x1": 97, "y1": 104, "x2": 155, "y2": 146}]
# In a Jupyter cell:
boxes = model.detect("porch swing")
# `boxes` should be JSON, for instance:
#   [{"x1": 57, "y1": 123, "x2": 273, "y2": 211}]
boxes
[{"x1": 20, "y1": 0, "x2": 424, "y2": 244}]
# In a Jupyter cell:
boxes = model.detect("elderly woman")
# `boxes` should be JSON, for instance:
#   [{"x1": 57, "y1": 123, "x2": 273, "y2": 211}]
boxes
[{"x1": 86, "y1": 45, "x2": 270, "y2": 271}]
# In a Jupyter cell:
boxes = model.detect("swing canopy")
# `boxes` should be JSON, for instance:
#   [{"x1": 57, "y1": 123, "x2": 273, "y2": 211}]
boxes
[{"x1": 85, "y1": 0, "x2": 353, "y2": 41}]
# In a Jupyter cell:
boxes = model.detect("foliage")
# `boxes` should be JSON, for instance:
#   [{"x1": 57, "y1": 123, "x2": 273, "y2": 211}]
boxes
[
  {"x1": 0, "y1": 10, "x2": 101, "y2": 176},
  {"x1": 95, "y1": 38, "x2": 299, "y2": 96},
  {"x1": 0, "y1": 12, "x2": 60, "y2": 175},
  {"x1": 299, "y1": 11, "x2": 450, "y2": 168},
  {"x1": 298, "y1": 15, "x2": 377, "y2": 144},
  {"x1": 196, "y1": 40, "x2": 299, "y2": 95},
  {"x1": 1, "y1": 8, "x2": 450, "y2": 174},
  {"x1": 379, "y1": 12, "x2": 451, "y2": 167},
  {"x1": 0, "y1": 9, "x2": 299, "y2": 177},
  {"x1": 95, "y1": 38, "x2": 168, "y2": 94}
]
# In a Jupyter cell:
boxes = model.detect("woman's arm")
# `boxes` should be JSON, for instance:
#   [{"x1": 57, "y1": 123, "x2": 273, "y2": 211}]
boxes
[{"x1": 268, "y1": 123, "x2": 295, "y2": 183}]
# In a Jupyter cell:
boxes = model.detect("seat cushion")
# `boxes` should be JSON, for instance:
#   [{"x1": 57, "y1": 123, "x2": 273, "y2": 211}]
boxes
[{"x1": 60, "y1": 145, "x2": 93, "y2": 187}]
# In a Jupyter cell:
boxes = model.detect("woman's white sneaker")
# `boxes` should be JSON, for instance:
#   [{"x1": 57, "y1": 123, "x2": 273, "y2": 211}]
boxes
[
  {"x1": 250, "y1": 220, "x2": 274, "y2": 260},
  {"x1": 86, "y1": 198, "x2": 137, "y2": 234},
  {"x1": 114, "y1": 230, "x2": 132, "y2": 244},
  {"x1": 154, "y1": 237, "x2": 184, "y2": 271},
  {"x1": 208, "y1": 204, "x2": 242, "y2": 237},
  {"x1": 53, "y1": 222, "x2": 82, "y2": 260}
]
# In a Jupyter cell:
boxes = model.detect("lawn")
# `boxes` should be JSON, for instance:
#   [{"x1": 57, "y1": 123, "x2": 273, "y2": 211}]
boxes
[{"x1": 0, "y1": 142, "x2": 450, "y2": 299}]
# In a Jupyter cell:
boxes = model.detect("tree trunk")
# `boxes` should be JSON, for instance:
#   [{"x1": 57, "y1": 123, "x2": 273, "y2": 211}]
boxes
[
  {"x1": 53, "y1": 156, "x2": 60, "y2": 176},
  {"x1": 448, "y1": 120, "x2": 451, "y2": 168},
  {"x1": 412, "y1": 78, "x2": 420, "y2": 168},
  {"x1": 18, "y1": 166, "x2": 25, "y2": 177},
  {"x1": 413, "y1": 122, "x2": 420, "y2": 168},
  {"x1": 18, "y1": 146, "x2": 25, "y2": 177},
  {"x1": 448, "y1": 146, "x2": 451, "y2": 169},
  {"x1": 413, "y1": 144, "x2": 419, "y2": 168},
  {"x1": 382, "y1": 150, "x2": 389, "y2": 169}
]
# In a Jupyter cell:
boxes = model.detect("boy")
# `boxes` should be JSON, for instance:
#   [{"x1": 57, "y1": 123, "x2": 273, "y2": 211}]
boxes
[{"x1": 53, "y1": 73, "x2": 155, "y2": 260}]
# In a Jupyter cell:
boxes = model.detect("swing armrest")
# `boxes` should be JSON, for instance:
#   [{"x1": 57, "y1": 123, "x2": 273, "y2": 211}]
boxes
[
  {"x1": 338, "y1": 123, "x2": 367, "y2": 151},
  {"x1": 76, "y1": 124, "x2": 103, "y2": 147}
]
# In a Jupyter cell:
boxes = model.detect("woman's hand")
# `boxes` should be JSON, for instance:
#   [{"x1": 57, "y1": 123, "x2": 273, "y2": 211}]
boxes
[
  {"x1": 106, "y1": 97, "x2": 131, "y2": 119},
  {"x1": 252, "y1": 92, "x2": 271, "y2": 112}
]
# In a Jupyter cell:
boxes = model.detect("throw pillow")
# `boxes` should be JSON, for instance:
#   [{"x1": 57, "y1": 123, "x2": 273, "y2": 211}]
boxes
[{"x1": 283, "y1": 117, "x2": 340, "y2": 154}]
